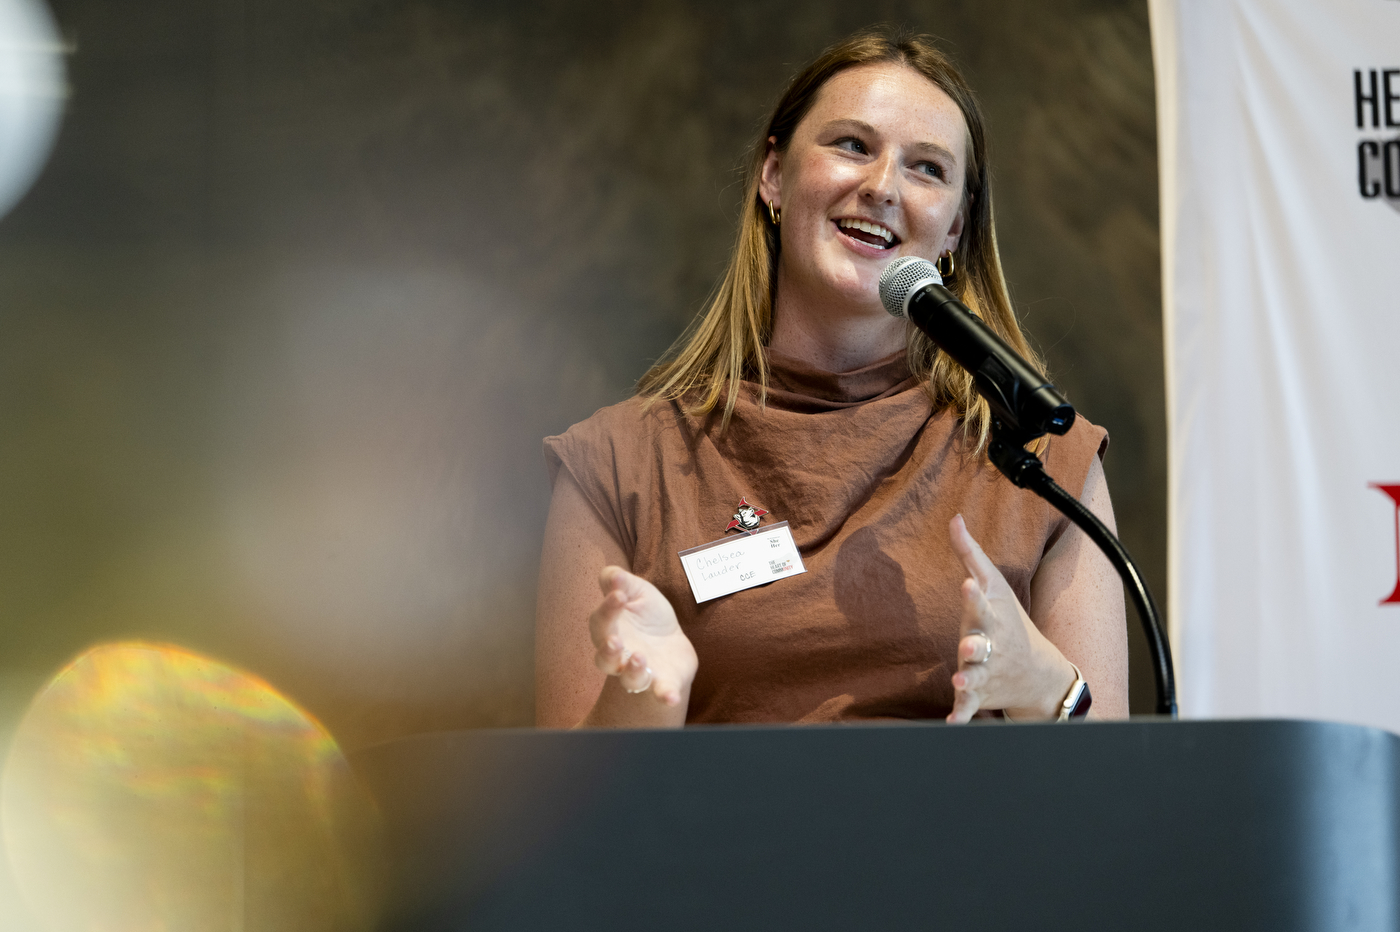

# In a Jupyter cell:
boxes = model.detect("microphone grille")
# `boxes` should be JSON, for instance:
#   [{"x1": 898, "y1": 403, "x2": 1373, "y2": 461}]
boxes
[{"x1": 878, "y1": 256, "x2": 942, "y2": 319}]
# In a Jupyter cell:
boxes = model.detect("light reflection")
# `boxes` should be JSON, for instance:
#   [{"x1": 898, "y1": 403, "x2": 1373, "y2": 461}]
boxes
[
  {"x1": 1, "y1": 642, "x2": 380, "y2": 930},
  {"x1": 0, "y1": 0, "x2": 66, "y2": 220}
]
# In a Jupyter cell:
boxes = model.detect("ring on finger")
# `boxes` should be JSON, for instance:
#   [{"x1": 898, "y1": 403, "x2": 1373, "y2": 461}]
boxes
[
  {"x1": 968, "y1": 630, "x2": 993, "y2": 664},
  {"x1": 624, "y1": 666, "x2": 654, "y2": 695}
]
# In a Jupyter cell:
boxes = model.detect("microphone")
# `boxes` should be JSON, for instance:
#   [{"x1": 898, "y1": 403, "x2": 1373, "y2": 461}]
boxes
[{"x1": 878, "y1": 256, "x2": 1074, "y2": 439}]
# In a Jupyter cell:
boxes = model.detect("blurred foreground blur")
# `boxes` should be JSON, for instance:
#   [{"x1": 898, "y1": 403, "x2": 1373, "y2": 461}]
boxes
[
  {"x1": 2, "y1": 643, "x2": 381, "y2": 930},
  {"x1": 0, "y1": 0, "x2": 64, "y2": 217}
]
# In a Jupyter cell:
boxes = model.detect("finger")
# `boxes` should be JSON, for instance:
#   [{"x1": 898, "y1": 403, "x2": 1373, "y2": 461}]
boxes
[
  {"x1": 946, "y1": 680, "x2": 984, "y2": 724},
  {"x1": 958, "y1": 576, "x2": 996, "y2": 642},
  {"x1": 959, "y1": 631, "x2": 993, "y2": 666},
  {"x1": 617, "y1": 652, "x2": 654, "y2": 694},
  {"x1": 588, "y1": 586, "x2": 623, "y2": 649},
  {"x1": 605, "y1": 564, "x2": 655, "y2": 602},
  {"x1": 650, "y1": 665, "x2": 684, "y2": 707},
  {"x1": 952, "y1": 662, "x2": 988, "y2": 694},
  {"x1": 948, "y1": 644, "x2": 990, "y2": 724},
  {"x1": 598, "y1": 564, "x2": 644, "y2": 602},
  {"x1": 588, "y1": 590, "x2": 629, "y2": 673},
  {"x1": 948, "y1": 514, "x2": 997, "y2": 591}
]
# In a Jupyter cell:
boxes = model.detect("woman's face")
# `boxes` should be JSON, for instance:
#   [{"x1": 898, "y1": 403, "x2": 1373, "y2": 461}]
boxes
[{"x1": 759, "y1": 63, "x2": 969, "y2": 316}]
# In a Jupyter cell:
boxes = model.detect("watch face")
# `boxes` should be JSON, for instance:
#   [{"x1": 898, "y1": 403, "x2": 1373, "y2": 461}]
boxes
[{"x1": 1068, "y1": 682, "x2": 1092, "y2": 719}]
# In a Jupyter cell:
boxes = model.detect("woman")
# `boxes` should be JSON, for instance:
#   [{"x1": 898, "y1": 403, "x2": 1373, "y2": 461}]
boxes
[{"x1": 535, "y1": 29, "x2": 1128, "y2": 728}]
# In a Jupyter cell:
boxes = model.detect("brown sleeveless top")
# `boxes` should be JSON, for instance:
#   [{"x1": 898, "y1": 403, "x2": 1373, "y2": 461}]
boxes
[{"x1": 544, "y1": 350, "x2": 1107, "y2": 724}]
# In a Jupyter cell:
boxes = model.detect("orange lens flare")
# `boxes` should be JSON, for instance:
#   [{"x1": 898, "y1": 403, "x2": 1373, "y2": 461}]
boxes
[{"x1": 2, "y1": 642, "x2": 380, "y2": 931}]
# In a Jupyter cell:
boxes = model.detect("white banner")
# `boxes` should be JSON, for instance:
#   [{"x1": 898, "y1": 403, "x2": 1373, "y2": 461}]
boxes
[{"x1": 1151, "y1": 0, "x2": 1400, "y2": 729}]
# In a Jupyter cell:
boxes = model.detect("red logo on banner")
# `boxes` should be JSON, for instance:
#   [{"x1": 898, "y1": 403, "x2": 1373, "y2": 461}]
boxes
[{"x1": 1372, "y1": 483, "x2": 1400, "y2": 605}]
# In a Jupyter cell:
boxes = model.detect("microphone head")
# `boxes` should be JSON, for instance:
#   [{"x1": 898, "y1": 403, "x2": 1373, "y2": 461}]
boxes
[{"x1": 878, "y1": 256, "x2": 942, "y2": 320}]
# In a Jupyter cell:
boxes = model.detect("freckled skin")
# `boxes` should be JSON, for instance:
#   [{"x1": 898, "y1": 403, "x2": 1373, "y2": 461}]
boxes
[{"x1": 759, "y1": 63, "x2": 968, "y2": 374}]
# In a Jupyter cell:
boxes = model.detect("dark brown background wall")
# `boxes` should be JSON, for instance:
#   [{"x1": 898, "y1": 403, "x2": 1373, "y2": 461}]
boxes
[{"x1": 0, "y1": 0, "x2": 1163, "y2": 754}]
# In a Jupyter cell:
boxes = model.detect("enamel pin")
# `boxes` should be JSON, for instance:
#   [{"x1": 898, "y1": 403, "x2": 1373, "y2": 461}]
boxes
[
  {"x1": 725, "y1": 498, "x2": 769, "y2": 533},
  {"x1": 679, "y1": 498, "x2": 804, "y2": 602}
]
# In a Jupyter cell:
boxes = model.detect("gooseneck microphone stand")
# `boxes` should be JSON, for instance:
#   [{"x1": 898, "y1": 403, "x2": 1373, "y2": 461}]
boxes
[
  {"x1": 877, "y1": 255, "x2": 1178, "y2": 716},
  {"x1": 988, "y1": 421, "x2": 1178, "y2": 717}
]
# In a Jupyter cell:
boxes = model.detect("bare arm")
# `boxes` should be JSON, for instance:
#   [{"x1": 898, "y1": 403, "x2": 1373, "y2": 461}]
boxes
[
  {"x1": 535, "y1": 469, "x2": 696, "y2": 728},
  {"x1": 1025, "y1": 455, "x2": 1130, "y2": 719}
]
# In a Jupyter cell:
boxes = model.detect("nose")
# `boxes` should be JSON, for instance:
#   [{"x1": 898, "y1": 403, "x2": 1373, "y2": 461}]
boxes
[{"x1": 859, "y1": 151, "x2": 899, "y2": 205}]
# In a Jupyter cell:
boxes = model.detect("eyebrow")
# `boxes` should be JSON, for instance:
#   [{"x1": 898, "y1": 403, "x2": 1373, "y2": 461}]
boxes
[{"x1": 820, "y1": 118, "x2": 958, "y2": 163}]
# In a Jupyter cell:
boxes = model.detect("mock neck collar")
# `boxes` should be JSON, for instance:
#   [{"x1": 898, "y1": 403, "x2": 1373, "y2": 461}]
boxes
[{"x1": 753, "y1": 348, "x2": 918, "y2": 411}]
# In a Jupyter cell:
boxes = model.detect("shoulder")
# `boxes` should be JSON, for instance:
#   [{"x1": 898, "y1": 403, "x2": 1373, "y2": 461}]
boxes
[
  {"x1": 543, "y1": 394, "x2": 690, "y2": 558},
  {"x1": 1040, "y1": 414, "x2": 1109, "y2": 501},
  {"x1": 543, "y1": 395, "x2": 676, "y2": 483}
]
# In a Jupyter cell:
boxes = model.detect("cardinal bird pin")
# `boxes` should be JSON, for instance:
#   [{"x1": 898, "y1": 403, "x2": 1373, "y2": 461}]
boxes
[{"x1": 725, "y1": 498, "x2": 769, "y2": 533}]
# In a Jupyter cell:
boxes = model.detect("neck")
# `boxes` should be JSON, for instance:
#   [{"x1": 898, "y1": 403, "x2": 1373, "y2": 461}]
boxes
[{"x1": 767, "y1": 273, "x2": 907, "y2": 373}]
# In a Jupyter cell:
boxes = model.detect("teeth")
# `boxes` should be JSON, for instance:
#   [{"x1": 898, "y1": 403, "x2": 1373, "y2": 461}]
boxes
[{"x1": 838, "y1": 218, "x2": 894, "y2": 243}]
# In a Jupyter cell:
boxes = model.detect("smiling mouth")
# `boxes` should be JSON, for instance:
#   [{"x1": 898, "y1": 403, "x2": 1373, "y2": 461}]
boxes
[{"x1": 836, "y1": 218, "x2": 899, "y2": 250}]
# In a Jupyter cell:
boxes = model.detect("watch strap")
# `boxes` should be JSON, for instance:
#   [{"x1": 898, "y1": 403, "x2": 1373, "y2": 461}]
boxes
[{"x1": 1057, "y1": 663, "x2": 1092, "y2": 721}]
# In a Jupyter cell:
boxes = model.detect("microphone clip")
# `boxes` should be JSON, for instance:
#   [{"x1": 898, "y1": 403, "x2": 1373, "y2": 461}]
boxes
[{"x1": 986, "y1": 419, "x2": 1050, "y2": 490}]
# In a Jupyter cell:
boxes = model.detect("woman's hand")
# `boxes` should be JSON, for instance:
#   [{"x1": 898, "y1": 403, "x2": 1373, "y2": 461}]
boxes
[
  {"x1": 946, "y1": 515, "x2": 1078, "y2": 723},
  {"x1": 589, "y1": 566, "x2": 698, "y2": 708}
]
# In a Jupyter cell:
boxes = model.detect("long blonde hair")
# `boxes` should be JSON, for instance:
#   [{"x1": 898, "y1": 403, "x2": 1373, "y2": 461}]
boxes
[{"x1": 637, "y1": 27, "x2": 1044, "y2": 451}]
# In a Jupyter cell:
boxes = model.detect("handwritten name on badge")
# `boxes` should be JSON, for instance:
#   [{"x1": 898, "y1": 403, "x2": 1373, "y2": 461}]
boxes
[{"x1": 678, "y1": 520, "x2": 807, "y2": 603}]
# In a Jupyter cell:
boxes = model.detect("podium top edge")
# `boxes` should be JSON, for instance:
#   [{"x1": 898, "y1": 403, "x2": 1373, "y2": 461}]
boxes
[{"x1": 349, "y1": 716, "x2": 1398, "y2": 759}]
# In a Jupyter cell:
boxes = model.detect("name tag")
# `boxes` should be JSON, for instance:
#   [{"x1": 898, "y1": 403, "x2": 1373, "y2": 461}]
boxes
[{"x1": 678, "y1": 520, "x2": 807, "y2": 603}]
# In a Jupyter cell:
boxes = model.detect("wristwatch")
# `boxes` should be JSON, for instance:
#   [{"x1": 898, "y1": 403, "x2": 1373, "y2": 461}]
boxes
[{"x1": 1058, "y1": 663, "x2": 1092, "y2": 721}]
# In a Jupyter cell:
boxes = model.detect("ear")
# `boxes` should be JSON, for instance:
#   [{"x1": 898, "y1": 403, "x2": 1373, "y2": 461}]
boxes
[
  {"x1": 757, "y1": 136, "x2": 782, "y2": 209},
  {"x1": 942, "y1": 195, "x2": 968, "y2": 255}
]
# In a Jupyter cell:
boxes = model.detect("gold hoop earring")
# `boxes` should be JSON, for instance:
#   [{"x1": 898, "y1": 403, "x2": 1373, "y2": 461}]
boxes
[
  {"x1": 767, "y1": 200, "x2": 781, "y2": 226},
  {"x1": 936, "y1": 251, "x2": 955, "y2": 278}
]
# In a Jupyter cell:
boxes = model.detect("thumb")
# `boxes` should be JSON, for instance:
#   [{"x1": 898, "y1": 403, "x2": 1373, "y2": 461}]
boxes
[
  {"x1": 598, "y1": 564, "x2": 630, "y2": 594},
  {"x1": 948, "y1": 514, "x2": 996, "y2": 590},
  {"x1": 598, "y1": 565, "x2": 648, "y2": 604}
]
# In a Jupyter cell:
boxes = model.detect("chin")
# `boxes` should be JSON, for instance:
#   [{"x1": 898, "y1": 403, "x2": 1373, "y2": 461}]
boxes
[
  {"x1": 827, "y1": 283, "x2": 888, "y2": 317},
  {"x1": 823, "y1": 265, "x2": 884, "y2": 307},
  {"x1": 785, "y1": 246, "x2": 891, "y2": 313}
]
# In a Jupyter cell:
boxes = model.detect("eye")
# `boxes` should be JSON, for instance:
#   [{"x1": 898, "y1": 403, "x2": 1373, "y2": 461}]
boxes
[
  {"x1": 914, "y1": 160, "x2": 946, "y2": 180},
  {"x1": 833, "y1": 136, "x2": 869, "y2": 155}
]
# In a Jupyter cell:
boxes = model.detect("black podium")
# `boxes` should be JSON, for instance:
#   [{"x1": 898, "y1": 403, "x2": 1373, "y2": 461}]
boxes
[{"x1": 350, "y1": 720, "x2": 1400, "y2": 931}]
